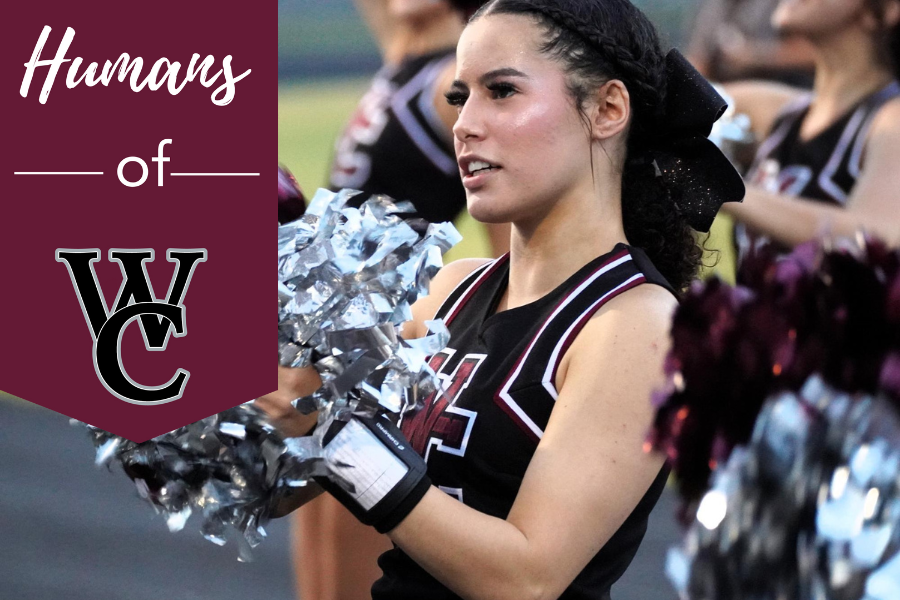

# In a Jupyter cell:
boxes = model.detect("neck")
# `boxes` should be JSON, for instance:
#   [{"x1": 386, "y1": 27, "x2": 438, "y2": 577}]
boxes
[
  {"x1": 384, "y1": 12, "x2": 463, "y2": 64},
  {"x1": 810, "y1": 28, "x2": 893, "y2": 117},
  {"x1": 504, "y1": 176, "x2": 627, "y2": 310}
]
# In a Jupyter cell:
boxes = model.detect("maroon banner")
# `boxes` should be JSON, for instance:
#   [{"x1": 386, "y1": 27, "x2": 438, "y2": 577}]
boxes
[{"x1": 1, "y1": 1, "x2": 274, "y2": 441}]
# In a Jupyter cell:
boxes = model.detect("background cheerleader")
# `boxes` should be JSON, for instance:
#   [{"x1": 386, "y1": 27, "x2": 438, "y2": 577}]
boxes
[{"x1": 724, "y1": 0, "x2": 900, "y2": 260}]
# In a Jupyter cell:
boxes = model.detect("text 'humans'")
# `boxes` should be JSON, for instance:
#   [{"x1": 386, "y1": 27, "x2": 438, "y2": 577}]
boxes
[{"x1": 21, "y1": 26, "x2": 252, "y2": 106}]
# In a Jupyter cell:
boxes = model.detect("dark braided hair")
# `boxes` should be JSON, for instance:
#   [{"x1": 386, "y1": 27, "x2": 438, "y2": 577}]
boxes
[{"x1": 471, "y1": 0, "x2": 704, "y2": 293}]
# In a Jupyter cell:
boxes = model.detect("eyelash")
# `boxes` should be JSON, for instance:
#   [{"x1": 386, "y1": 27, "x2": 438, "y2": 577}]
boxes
[
  {"x1": 444, "y1": 82, "x2": 518, "y2": 107},
  {"x1": 445, "y1": 90, "x2": 467, "y2": 107},
  {"x1": 488, "y1": 82, "x2": 517, "y2": 100}
]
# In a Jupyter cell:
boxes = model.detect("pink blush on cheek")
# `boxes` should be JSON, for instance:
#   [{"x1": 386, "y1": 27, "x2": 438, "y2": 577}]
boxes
[{"x1": 501, "y1": 99, "x2": 580, "y2": 172}]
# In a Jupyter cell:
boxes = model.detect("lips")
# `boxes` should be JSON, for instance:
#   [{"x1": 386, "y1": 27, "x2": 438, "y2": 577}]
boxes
[{"x1": 459, "y1": 156, "x2": 502, "y2": 189}]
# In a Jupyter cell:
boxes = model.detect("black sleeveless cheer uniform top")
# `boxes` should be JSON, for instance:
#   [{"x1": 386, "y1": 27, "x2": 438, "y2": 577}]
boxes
[
  {"x1": 736, "y1": 81, "x2": 900, "y2": 261},
  {"x1": 328, "y1": 48, "x2": 466, "y2": 224},
  {"x1": 372, "y1": 244, "x2": 673, "y2": 600}
]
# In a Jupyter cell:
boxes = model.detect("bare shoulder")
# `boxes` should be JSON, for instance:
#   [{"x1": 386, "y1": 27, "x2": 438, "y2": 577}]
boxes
[
  {"x1": 434, "y1": 257, "x2": 493, "y2": 292},
  {"x1": 585, "y1": 283, "x2": 676, "y2": 348},
  {"x1": 407, "y1": 258, "x2": 493, "y2": 338},
  {"x1": 556, "y1": 283, "x2": 677, "y2": 391},
  {"x1": 595, "y1": 283, "x2": 679, "y2": 326}
]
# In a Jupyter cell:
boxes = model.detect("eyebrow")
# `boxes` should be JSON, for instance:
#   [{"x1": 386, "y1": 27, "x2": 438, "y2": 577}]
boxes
[{"x1": 450, "y1": 67, "x2": 530, "y2": 92}]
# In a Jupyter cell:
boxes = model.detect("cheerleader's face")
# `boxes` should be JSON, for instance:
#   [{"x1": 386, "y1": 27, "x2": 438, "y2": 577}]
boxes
[
  {"x1": 450, "y1": 14, "x2": 600, "y2": 225},
  {"x1": 773, "y1": 0, "x2": 871, "y2": 37}
]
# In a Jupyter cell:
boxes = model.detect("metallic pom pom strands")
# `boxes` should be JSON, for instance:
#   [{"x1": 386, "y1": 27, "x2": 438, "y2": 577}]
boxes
[
  {"x1": 667, "y1": 377, "x2": 900, "y2": 600},
  {"x1": 81, "y1": 189, "x2": 460, "y2": 558},
  {"x1": 277, "y1": 189, "x2": 457, "y2": 421},
  {"x1": 81, "y1": 403, "x2": 310, "y2": 562},
  {"x1": 708, "y1": 85, "x2": 755, "y2": 171},
  {"x1": 653, "y1": 237, "x2": 900, "y2": 599}
]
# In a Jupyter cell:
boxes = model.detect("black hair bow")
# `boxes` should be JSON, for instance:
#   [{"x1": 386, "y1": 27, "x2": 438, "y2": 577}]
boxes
[{"x1": 648, "y1": 49, "x2": 745, "y2": 232}]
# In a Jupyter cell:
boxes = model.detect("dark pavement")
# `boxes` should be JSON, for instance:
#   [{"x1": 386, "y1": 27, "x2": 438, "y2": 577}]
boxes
[{"x1": 0, "y1": 397, "x2": 680, "y2": 600}]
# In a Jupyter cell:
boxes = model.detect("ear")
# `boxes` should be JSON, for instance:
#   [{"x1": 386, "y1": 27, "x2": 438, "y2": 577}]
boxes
[{"x1": 589, "y1": 79, "x2": 631, "y2": 142}]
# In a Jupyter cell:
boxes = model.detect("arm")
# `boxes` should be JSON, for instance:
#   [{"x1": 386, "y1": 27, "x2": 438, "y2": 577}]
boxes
[
  {"x1": 723, "y1": 80, "x2": 805, "y2": 143},
  {"x1": 388, "y1": 285, "x2": 674, "y2": 600},
  {"x1": 724, "y1": 99, "x2": 900, "y2": 248}
]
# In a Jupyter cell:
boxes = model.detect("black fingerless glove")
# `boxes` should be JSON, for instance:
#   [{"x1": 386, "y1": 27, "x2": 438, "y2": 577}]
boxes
[{"x1": 314, "y1": 415, "x2": 431, "y2": 534}]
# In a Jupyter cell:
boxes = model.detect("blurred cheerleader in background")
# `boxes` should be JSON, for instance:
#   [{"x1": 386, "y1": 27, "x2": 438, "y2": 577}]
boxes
[
  {"x1": 686, "y1": 0, "x2": 815, "y2": 87},
  {"x1": 724, "y1": 0, "x2": 900, "y2": 263}
]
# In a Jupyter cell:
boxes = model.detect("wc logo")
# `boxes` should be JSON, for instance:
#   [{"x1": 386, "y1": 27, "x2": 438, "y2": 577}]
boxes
[{"x1": 56, "y1": 249, "x2": 207, "y2": 405}]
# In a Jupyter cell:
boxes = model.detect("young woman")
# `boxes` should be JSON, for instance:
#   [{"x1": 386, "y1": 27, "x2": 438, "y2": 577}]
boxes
[
  {"x1": 725, "y1": 0, "x2": 900, "y2": 259},
  {"x1": 260, "y1": 1, "x2": 742, "y2": 598}
]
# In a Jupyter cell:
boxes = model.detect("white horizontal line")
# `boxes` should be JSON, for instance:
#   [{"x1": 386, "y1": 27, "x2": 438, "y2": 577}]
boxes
[
  {"x1": 170, "y1": 173, "x2": 260, "y2": 176},
  {"x1": 15, "y1": 171, "x2": 103, "y2": 175}
]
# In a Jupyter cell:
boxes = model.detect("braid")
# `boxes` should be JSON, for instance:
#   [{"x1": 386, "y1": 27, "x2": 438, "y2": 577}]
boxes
[
  {"x1": 513, "y1": 1, "x2": 665, "y2": 124},
  {"x1": 475, "y1": 0, "x2": 704, "y2": 292}
]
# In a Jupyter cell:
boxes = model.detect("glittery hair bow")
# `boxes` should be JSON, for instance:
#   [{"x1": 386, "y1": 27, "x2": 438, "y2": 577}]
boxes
[{"x1": 647, "y1": 49, "x2": 745, "y2": 232}]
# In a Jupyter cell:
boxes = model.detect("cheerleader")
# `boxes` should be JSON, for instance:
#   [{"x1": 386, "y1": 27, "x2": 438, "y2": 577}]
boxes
[
  {"x1": 260, "y1": 1, "x2": 743, "y2": 598},
  {"x1": 724, "y1": 0, "x2": 900, "y2": 258}
]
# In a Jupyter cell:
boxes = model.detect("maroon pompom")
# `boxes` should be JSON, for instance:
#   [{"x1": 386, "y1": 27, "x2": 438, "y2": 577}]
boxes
[{"x1": 652, "y1": 238, "x2": 900, "y2": 506}]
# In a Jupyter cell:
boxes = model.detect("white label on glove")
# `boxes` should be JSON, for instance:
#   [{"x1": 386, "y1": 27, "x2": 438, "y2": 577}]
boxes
[{"x1": 325, "y1": 419, "x2": 410, "y2": 511}]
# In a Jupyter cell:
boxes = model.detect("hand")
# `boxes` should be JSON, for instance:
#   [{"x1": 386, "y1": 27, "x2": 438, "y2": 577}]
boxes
[
  {"x1": 315, "y1": 415, "x2": 431, "y2": 533},
  {"x1": 255, "y1": 365, "x2": 322, "y2": 437}
]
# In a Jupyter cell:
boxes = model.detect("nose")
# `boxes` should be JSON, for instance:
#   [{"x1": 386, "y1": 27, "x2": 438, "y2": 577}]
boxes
[{"x1": 452, "y1": 98, "x2": 485, "y2": 145}]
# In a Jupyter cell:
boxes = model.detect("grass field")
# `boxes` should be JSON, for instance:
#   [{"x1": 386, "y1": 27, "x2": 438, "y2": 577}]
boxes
[{"x1": 277, "y1": 78, "x2": 735, "y2": 279}]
